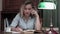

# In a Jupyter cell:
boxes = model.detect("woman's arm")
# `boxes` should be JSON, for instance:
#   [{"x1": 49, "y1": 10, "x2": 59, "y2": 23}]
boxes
[
  {"x1": 10, "y1": 13, "x2": 23, "y2": 32},
  {"x1": 31, "y1": 10, "x2": 42, "y2": 31},
  {"x1": 35, "y1": 15, "x2": 42, "y2": 31}
]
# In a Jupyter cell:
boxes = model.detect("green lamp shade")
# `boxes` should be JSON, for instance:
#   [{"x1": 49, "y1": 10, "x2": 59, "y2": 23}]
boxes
[{"x1": 38, "y1": 2, "x2": 56, "y2": 9}]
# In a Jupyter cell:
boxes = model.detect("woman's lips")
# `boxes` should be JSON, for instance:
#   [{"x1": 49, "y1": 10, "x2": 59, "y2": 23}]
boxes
[{"x1": 25, "y1": 12, "x2": 29, "y2": 14}]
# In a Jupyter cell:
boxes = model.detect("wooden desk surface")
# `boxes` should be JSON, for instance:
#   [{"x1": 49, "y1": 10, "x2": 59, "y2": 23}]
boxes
[{"x1": 0, "y1": 31, "x2": 44, "y2": 34}]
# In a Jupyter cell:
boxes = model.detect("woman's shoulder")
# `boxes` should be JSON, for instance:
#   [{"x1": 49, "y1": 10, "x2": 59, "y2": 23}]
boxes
[
  {"x1": 14, "y1": 13, "x2": 22, "y2": 19},
  {"x1": 15, "y1": 13, "x2": 21, "y2": 17},
  {"x1": 16, "y1": 13, "x2": 20, "y2": 16}
]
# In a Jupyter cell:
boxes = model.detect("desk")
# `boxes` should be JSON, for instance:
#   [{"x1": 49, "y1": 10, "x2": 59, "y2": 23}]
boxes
[{"x1": 0, "y1": 31, "x2": 44, "y2": 34}]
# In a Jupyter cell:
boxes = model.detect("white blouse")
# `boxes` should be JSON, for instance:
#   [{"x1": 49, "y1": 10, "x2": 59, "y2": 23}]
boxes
[{"x1": 10, "y1": 13, "x2": 36, "y2": 30}]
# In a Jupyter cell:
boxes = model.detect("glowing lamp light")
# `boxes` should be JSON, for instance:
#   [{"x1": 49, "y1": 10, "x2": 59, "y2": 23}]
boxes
[{"x1": 38, "y1": 2, "x2": 56, "y2": 10}]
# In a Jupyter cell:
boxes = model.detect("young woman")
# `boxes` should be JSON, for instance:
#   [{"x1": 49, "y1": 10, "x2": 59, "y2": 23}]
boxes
[{"x1": 10, "y1": 1, "x2": 42, "y2": 32}]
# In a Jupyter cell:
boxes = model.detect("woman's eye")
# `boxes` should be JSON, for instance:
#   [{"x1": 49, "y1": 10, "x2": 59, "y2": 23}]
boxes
[
  {"x1": 28, "y1": 8, "x2": 31, "y2": 10},
  {"x1": 24, "y1": 8, "x2": 32, "y2": 10}
]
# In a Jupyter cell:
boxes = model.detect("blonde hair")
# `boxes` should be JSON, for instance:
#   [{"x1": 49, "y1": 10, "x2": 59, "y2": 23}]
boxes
[{"x1": 19, "y1": 0, "x2": 37, "y2": 18}]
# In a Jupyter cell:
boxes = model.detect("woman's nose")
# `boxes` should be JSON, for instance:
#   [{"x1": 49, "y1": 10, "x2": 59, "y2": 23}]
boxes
[{"x1": 26, "y1": 10, "x2": 29, "y2": 12}]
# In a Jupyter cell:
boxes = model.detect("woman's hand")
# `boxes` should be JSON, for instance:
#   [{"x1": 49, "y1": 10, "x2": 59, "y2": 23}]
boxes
[
  {"x1": 11, "y1": 27, "x2": 23, "y2": 32},
  {"x1": 31, "y1": 9, "x2": 39, "y2": 17},
  {"x1": 15, "y1": 27, "x2": 23, "y2": 32}
]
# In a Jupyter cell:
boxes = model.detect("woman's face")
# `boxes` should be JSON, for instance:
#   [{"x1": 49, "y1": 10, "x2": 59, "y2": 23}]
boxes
[{"x1": 23, "y1": 4, "x2": 33, "y2": 17}]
